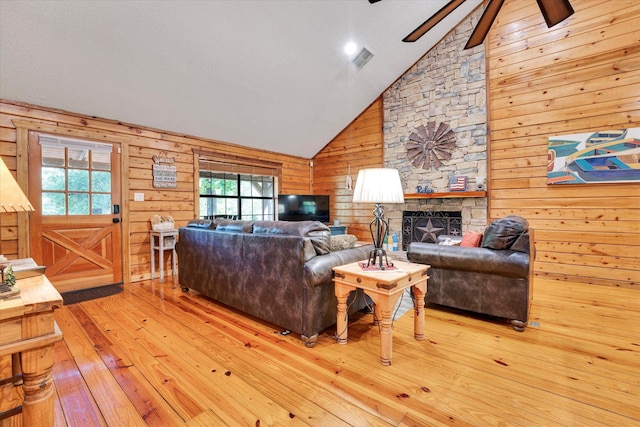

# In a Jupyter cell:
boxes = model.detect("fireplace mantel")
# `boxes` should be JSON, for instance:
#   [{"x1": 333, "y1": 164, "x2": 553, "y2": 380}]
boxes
[{"x1": 404, "y1": 191, "x2": 486, "y2": 199}]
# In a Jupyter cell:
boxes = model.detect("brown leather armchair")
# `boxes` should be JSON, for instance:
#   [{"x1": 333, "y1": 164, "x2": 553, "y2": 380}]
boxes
[{"x1": 407, "y1": 216, "x2": 534, "y2": 331}]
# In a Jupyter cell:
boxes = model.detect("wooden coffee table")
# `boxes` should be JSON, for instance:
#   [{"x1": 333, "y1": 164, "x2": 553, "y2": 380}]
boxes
[{"x1": 333, "y1": 260, "x2": 429, "y2": 365}]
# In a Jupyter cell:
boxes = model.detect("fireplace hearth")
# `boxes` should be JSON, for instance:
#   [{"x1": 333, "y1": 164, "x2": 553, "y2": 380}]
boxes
[{"x1": 402, "y1": 211, "x2": 462, "y2": 250}]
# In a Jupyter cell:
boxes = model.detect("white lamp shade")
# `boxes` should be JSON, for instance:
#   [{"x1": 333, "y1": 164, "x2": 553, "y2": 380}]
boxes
[
  {"x1": 0, "y1": 157, "x2": 35, "y2": 212},
  {"x1": 352, "y1": 168, "x2": 404, "y2": 204}
]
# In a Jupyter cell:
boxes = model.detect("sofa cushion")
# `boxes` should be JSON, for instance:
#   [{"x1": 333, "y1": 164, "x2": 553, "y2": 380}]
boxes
[
  {"x1": 481, "y1": 215, "x2": 529, "y2": 250},
  {"x1": 329, "y1": 234, "x2": 357, "y2": 251},
  {"x1": 253, "y1": 220, "x2": 331, "y2": 255},
  {"x1": 460, "y1": 231, "x2": 483, "y2": 247},
  {"x1": 187, "y1": 219, "x2": 216, "y2": 229},
  {"x1": 216, "y1": 220, "x2": 254, "y2": 233}
]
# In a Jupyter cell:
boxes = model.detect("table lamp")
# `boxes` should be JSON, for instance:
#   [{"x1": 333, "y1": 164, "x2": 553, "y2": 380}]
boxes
[
  {"x1": 1, "y1": 156, "x2": 34, "y2": 297},
  {"x1": 352, "y1": 168, "x2": 404, "y2": 270}
]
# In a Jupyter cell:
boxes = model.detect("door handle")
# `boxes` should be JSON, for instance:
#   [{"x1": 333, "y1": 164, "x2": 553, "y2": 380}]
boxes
[{"x1": 113, "y1": 218, "x2": 120, "y2": 223}]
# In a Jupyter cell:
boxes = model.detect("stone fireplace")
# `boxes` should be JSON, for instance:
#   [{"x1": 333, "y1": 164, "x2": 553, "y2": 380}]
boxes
[
  {"x1": 402, "y1": 210, "x2": 462, "y2": 250},
  {"x1": 381, "y1": 7, "x2": 488, "y2": 250}
]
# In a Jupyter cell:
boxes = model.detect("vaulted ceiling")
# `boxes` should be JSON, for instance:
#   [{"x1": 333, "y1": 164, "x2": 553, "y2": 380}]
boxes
[{"x1": 0, "y1": 0, "x2": 481, "y2": 158}]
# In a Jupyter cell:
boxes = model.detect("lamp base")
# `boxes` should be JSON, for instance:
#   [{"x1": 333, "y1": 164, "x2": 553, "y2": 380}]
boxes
[{"x1": 364, "y1": 247, "x2": 394, "y2": 271}]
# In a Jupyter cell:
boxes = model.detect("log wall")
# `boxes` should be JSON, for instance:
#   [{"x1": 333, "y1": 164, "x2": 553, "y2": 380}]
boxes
[
  {"x1": 2, "y1": 0, "x2": 638, "y2": 288},
  {"x1": 0, "y1": 100, "x2": 311, "y2": 282},
  {"x1": 312, "y1": 98, "x2": 384, "y2": 242},
  {"x1": 486, "y1": 0, "x2": 640, "y2": 286}
]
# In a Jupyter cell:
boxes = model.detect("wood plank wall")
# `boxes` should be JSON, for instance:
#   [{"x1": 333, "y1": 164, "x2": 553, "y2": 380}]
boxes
[
  {"x1": 486, "y1": 0, "x2": 640, "y2": 287},
  {"x1": 312, "y1": 97, "x2": 384, "y2": 242},
  {"x1": 0, "y1": 100, "x2": 311, "y2": 283}
]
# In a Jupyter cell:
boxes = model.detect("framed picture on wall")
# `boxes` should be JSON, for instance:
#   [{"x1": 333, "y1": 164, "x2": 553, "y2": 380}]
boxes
[{"x1": 547, "y1": 127, "x2": 640, "y2": 185}]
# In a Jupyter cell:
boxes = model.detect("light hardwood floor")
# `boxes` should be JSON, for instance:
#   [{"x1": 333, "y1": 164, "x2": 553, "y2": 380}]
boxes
[{"x1": 18, "y1": 276, "x2": 640, "y2": 426}]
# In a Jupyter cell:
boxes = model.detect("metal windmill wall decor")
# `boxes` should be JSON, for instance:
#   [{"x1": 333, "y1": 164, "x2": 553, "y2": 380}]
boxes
[{"x1": 406, "y1": 122, "x2": 456, "y2": 169}]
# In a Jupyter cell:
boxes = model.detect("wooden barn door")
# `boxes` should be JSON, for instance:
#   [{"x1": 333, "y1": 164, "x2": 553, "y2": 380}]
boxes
[{"x1": 28, "y1": 132, "x2": 123, "y2": 293}]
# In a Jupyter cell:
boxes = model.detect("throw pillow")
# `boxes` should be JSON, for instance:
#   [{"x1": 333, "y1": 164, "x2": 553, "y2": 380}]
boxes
[
  {"x1": 460, "y1": 231, "x2": 483, "y2": 247},
  {"x1": 481, "y1": 215, "x2": 529, "y2": 250},
  {"x1": 330, "y1": 234, "x2": 357, "y2": 251}
]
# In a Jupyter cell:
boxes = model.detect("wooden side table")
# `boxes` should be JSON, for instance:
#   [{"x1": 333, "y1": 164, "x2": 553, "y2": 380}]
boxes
[
  {"x1": 150, "y1": 229, "x2": 178, "y2": 282},
  {"x1": 0, "y1": 259, "x2": 63, "y2": 425},
  {"x1": 333, "y1": 260, "x2": 429, "y2": 365}
]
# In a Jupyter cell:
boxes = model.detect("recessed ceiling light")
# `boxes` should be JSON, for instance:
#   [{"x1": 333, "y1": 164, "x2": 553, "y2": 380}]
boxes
[{"x1": 344, "y1": 42, "x2": 358, "y2": 56}]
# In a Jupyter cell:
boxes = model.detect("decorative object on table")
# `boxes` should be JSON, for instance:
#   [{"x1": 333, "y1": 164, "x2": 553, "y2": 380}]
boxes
[
  {"x1": 406, "y1": 122, "x2": 456, "y2": 170},
  {"x1": 448, "y1": 175, "x2": 467, "y2": 191},
  {"x1": 150, "y1": 214, "x2": 175, "y2": 231},
  {"x1": 547, "y1": 127, "x2": 640, "y2": 185},
  {"x1": 0, "y1": 263, "x2": 19, "y2": 299},
  {"x1": 476, "y1": 176, "x2": 485, "y2": 191},
  {"x1": 0, "y1": 157, "x2": 35, "y2": 285},
  {"x1": 352, "y1": 168, "x2": 404, "y2": 270}
]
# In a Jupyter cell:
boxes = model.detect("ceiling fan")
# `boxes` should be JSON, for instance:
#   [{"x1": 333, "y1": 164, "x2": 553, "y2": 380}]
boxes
[{"x1": 369, "y1": 0, "x2": 574, "y2": 49}]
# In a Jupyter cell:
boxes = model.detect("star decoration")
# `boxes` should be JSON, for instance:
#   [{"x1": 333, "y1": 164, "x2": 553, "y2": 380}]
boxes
[{"x1": 416, "y1": 219, "x2": 444, "y2": 243}]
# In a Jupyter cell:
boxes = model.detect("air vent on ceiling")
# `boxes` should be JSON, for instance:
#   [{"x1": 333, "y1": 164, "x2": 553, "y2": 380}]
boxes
[{"x1": 351, "y1": 47, "x2": 373, "y2": 69}]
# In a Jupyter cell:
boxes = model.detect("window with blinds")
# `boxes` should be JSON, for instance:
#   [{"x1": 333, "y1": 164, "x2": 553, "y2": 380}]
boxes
[{"x1": 196, "y1": 151, "x2": 281, "y2": 221}]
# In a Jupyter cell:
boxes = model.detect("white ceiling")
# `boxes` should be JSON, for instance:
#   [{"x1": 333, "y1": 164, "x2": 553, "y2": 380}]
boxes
[{"x1": 0, "y1": 0, "x2": 481, "y2": 158}]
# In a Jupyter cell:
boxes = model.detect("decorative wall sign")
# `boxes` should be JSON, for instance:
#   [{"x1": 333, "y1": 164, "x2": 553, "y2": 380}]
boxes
[
  {"x1": 153, "y1": 153, "x2": 177, "y2": 188},
  {"x1": 415, "y1": 185, "x2": 434, "y2": 194},
  {"x1": 406, "y1": 122, "x2": 456, "y2": 170},
  {"x1": 547, "y1": 127, "x2": 640, "y2": 185}
]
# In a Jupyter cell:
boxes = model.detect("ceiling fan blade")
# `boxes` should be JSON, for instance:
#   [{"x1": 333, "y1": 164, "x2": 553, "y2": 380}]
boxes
[
  {"x1": 464, "y1": 0, "x2": 505, "y2": 49},
  {"x1": 403, "y1": 0, "x2": 466, "y2": 43},
  {"x1": 368, "y1": 0, "x2": 382, "y2": 3},
  {"x1": 536, "y1": 0, "x2": 574, "y2": 27}
]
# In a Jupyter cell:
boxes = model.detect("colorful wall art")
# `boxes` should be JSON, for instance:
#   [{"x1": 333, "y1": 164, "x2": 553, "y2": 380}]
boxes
[{"x1": 547, "y1": 127, "x2": 640, "y2": 185}]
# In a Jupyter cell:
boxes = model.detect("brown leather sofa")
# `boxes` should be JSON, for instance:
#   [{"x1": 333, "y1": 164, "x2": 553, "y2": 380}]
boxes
[
  {"x1": 176, "y1": 219, "x2": 374, "y2": 346},
  {"x1": 407, "y1": 215, "x2": 534, "y2": 331}
]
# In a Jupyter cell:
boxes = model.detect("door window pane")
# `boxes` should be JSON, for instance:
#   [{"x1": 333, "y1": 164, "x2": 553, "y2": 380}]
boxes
[
  {"x1": 92, "y1": 194, "x2": 111, "y2": 215},
  {"x1": 42, "y1": 146, "x2": 65, "y2": 167},
  {"x1": 68, "y1": 193, "x2": 89, "y2": 215},
  {"x1": 68, "y1": 148, "x2": 89, "y2": 169},
  {"x1": 91, "y1": 151, "x2": 111, "y2": 171},
  {"x1": 42, "y1": 192, "x2": 65, "y2": 215},
  {"x1": 68, "y1": 169, "x2": 89, "y2": 192},
  {"x1": 42, "y1": 167, "x2": 65, "y2": 191},
  {"x1": 92, "y1": 171, "x2": 111, "y2": 192}
]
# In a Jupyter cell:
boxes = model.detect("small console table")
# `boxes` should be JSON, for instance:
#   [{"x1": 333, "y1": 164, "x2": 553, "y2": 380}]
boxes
[{"x1": 150, "y1": 229, "x2": 178, "y2": 282}]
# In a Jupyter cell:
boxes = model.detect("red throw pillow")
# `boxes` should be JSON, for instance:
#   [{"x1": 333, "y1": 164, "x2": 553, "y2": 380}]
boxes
[{"x1": 460, "y1": 231, "x2": 483, "y2": 247}]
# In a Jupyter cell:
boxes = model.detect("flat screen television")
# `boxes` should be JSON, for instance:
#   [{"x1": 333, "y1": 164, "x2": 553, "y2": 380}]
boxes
[{"x1": 278, "y1": 194, "x2": 330, "y2": 223}]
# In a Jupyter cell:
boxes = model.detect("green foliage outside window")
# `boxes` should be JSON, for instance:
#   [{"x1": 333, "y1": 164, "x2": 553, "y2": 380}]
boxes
[
  {"x1": 41, "y1": 149, "x2": 112, "y2": 216},
  {"x1": 200, "y1": 172, "x2": 274, "y2": 220}
]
